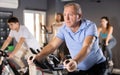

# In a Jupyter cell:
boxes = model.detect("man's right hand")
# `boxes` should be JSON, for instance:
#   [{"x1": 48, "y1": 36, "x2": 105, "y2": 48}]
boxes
[{"x1": 27, "y1": 55, "x2": 36, "y2": 66}]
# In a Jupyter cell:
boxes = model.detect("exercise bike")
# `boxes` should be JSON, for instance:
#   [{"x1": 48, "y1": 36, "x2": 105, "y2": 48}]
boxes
[
  {"x1": 100, "y1": 42, "x2": 113, "y2": 75},
  {"x1": 0, "y1": 50, "x2": 28, "y2": 75},
  {"x1": 29, "y1": 48, "x2": 69, "y2": 75}
]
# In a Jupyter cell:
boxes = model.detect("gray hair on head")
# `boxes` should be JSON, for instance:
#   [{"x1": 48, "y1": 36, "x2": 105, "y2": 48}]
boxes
[{"x1": 64, "y1": 3, "x2": 82, "y2": 14}]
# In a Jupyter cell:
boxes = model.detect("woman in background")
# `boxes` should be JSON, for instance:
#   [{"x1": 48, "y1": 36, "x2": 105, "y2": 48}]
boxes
[
  {"x1": 51, "y1": 13, "x2": 64, "y2": 38},
  {"x1": 98, "y1": 16, "x2": 117, "y2": 66}
]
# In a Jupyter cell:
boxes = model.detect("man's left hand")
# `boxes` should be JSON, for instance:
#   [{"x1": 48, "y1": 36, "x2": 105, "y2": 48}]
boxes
[{"x1": 63, "y1": 59, "x2": 77, "y2": 72}]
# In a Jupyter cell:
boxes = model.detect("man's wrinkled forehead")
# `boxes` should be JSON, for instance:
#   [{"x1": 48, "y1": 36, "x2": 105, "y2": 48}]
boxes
[
  {"x1": 64, "y1": 6, "x2": 77, "y2": 14},
  {"x1": 64, "y1": 3, "x2": 82, "y2": 14}
]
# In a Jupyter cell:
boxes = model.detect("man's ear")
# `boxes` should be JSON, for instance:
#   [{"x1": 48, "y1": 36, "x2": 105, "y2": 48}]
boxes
[{"x1": 77, "y1": 14, "x2": 82, "y2": 21}]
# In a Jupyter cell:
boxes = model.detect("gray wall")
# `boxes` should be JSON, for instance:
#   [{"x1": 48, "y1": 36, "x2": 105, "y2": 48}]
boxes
[
  {"x1": 0, "y1": 0, "x2": 47, "y2": 24},
  {"x1": 46, "y1": 0, "x2": 56, "y2": 26},
  {"x1": 47, "y1": 0, "x2": 120, "y2": 69}
]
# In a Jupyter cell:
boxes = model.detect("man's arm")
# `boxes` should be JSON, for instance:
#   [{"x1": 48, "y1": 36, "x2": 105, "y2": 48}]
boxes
[
  {"x1": 63, "y1": 35, "x2": 95, "y2": 72},
  {"x1": 73, "y1": 35, "x2": 95, "y2": 64},
  {"x1": 10, "y1": 37, "x2": 25, "y2": 57},
  {"x1": 35, "y1": 37, "x2": 63, "y2": 62},
  {"x1": 1, "y1": 36, "x2": 12, "y2": 51}
]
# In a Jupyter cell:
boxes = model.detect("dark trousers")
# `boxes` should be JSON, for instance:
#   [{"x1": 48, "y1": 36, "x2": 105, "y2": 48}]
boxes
[
  {"x1": 0, "y1": 63, "x2": 3, "y2": 75},
  {"x1": 102, "y1": 37, "x2": 116, "y2": 60},
  {"x1": 67, "y1": 61, "x2": 106, "y2": 75}
]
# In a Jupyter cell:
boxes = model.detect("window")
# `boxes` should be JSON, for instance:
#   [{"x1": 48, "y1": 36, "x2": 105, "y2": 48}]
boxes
[{"x1": 24, "y1": 10, "x2": 46, "y2": 46}]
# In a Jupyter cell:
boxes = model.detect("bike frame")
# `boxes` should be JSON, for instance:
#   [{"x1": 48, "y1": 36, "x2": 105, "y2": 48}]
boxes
[{"x1": 0, "y1": 50, "x2": 20, "y2": 75}]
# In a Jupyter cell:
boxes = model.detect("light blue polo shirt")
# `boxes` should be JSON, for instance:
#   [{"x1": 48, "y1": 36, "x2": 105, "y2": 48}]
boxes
[{"x1": 56, "y1": 19, "x2": 106, "y2": 70}]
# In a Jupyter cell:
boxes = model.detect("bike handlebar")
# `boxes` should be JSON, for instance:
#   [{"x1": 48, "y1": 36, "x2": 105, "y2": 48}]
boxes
[
  {"x1": 0, "y1": 50, "x2": 9, "y2": 57},
  {"x1": 29, "y1": 48, "x2": 62, "y2": 71}
]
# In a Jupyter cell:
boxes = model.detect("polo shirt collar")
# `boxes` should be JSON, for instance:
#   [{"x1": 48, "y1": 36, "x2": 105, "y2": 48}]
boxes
[{"x1": 65, "y1": 19, "x2": 87, "y2": 33}]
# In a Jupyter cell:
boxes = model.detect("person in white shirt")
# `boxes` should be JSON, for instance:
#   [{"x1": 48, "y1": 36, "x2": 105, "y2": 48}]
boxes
[{"x1": 0, "y1": 16, "x2": 41, "y2": 75}]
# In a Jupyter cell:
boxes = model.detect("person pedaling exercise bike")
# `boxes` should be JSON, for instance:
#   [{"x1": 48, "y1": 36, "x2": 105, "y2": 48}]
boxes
[
  {"x1": 97, "y1": 16, "x2": 117, "y2": 67},
  {"x1": 98, "y1": 16, "x2": 117, "y2": 75},
  {"x1": 28, "y1": 3, "x2": 107, "y2": 75},
  {"x1": 0, "y1": 16, "x2": 41, "y2": 75}
]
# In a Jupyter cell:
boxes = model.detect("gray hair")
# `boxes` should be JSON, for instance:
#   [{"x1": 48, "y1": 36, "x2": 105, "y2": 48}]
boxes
[{"x1": 64, "y1": 3, "x2": 82, "y2": 14}]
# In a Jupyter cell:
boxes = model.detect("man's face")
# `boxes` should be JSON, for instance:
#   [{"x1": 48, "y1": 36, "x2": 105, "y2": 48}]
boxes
[
  {"x1": 63, "y1": 6, "x2": 80, "y2": 27},
  {"x1": 8, "y1": 22, "x2": 18, "y2": 30}
]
